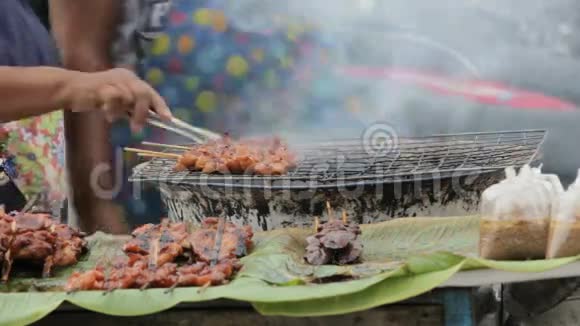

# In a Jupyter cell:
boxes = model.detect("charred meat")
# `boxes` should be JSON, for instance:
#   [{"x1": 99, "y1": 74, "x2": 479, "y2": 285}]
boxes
[
  {"x1": 189, "y1": 217, "x2": 254, "y2": 262},
  {"x1": 123, "y1": 220, "x2": 190, "y2": 266},
  {"x1": 304, "y1": 220, "x2": 363, "y2": 266},
  {"x1": 175, "y1": 136, "x2": 296, "y2": 175},
  {"x1": 0, "y1": 211, "x2": 87, "y2": 282},
  {"x1": 65, "y1": 218, "x2": 253, "y2": 292}
]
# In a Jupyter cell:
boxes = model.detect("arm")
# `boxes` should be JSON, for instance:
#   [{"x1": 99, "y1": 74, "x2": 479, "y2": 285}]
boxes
[
  {"x1": 49, "y1": 0, "x2": 127, "y2": 234},
  {"x1": 0, "y1": 66, "x2": 74, "y2": 122}
]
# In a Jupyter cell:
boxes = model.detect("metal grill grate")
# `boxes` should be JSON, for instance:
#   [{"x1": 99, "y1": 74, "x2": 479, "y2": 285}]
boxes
[{"x1": 130, "y1": 130, "x2": 546, "y2": 189}]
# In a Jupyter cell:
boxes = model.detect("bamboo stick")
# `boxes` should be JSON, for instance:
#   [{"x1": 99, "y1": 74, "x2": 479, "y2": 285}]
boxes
[
  {"x1": 141, "y1": 141, "x2": 190, "y2": 151},
  {"x1": 136, "y1": 153, "x2": 180, "y2": 160},
  {"x1": 314, "y1": 216, "x2": 320, "y2": 232},
  {"x1": 342, "y1": 210, "x2": 347, "y2": 224},
  {"x1": 326, "y1": 201, "x2": 334, "y2": 221},
  {"x1": 124, "y1": 147, "x2": 181, "y2": 159}
]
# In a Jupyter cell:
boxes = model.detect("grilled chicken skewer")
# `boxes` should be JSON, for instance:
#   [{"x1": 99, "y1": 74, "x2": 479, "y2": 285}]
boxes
[
  {"x1": 65, "y1": 218, "x2": 253, "y2": 292},
  {"x1": 0, "y1": 211, "x2": 87, "y2": 283}
]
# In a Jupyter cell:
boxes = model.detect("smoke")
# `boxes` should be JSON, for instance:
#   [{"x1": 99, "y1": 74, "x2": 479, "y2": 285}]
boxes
[{"x1": 216, "y1": 0, "x2": 580, "y2": 182}]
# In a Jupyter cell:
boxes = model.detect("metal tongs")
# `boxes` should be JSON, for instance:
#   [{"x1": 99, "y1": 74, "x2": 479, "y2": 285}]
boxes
[{"x1": 146, "y1": 110, "x2": 221, "y2": 144}]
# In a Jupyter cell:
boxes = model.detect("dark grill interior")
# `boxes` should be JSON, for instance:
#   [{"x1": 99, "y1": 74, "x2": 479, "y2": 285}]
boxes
[{"x1": 130, "y1": 130, "x2": 546, "y2": 189}]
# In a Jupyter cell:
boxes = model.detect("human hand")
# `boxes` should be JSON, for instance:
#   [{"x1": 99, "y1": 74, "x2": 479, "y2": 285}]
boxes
[{"x1": 58, "y1": 68, "x2": 172, "y2": 133}]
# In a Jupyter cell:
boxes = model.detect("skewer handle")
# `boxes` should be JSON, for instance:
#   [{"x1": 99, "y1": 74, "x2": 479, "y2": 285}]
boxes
[
  {"x1": 326, "y1": 201, "x2": 334, "y2": 221},
  {"x1": 141, "y1": 142, "x2": 190, "y2": 151},
  {"x1": 314, "y1": 216, "x2": 320, "y2": 232},
  {"x1": 136, "y1": 153, "x2": 180, "y2": 159}
]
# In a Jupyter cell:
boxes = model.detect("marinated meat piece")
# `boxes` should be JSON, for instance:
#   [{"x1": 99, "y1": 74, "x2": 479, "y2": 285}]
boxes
[
  {"x1": 123, "y1": 219, "x2": 189, "y2": 266},
  {"x1": 190, "y1": 218, "x2": 253, "y2": 262},
  {"x1": 66, "y1": 218, "x2": 254, "y2": 291},
  {"x1": 13, "y1": 213, "x2": 52, "y2": 232},
  {"x1": 65, "y1": 269, "x2": 106, "y2": 292},
  {"x1": 51, "y1": 224, "x2": 88, "y2": 267},
  {"x1": 177, "y1": 261, "x2": 237, "y2": 286},
  {"x1": 189, "y1": 228, "x2": 217, "y2": 262},
  {"x1": 175, "y1": 136, "x2": 296, "y2": 176},
  {"x1": 0, "y1": 211, "x2": 87, "y2": 282},
  {"x1": 11, "y1": 230, "x2": 55, "y2": 261}
]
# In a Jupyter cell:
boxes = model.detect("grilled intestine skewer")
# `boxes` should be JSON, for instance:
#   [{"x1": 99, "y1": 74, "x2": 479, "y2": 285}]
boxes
[{"x1": 305, "y1": 208, "x2": 363, "y2": 266}]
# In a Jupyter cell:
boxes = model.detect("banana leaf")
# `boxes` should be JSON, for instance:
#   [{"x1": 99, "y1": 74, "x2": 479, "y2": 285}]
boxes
[{"x1": 1, "y1": 216, "x2": 580, "y2": 325}]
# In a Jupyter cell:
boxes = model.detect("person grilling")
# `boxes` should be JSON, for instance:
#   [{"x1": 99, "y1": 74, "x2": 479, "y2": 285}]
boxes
[{"x1": 0, "y1": 0, "x2": 172, "y2": 220}]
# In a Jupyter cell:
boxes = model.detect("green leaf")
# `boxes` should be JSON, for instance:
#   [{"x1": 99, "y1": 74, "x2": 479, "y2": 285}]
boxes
[
  {"x1": 226, "y1": 270, "x2": 403, "y2": 303},
  {"x1": 240, "y1": 216, "x2": 479, "y2": 285},
  {"x1": 0, "y1": 292, "x2": 65, "y2": 326},
  {"x1": 253, "y1": 262, "x2": 465, "y2": 317}
]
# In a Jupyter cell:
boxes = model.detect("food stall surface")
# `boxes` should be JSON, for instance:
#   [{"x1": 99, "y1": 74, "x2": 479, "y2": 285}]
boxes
[{"x1": 36, "y1": 290, "x2": 487, "y2": 326}]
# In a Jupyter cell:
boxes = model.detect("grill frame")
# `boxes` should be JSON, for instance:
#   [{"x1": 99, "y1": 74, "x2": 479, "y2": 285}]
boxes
[{"x1": 130, "y1": 130, "x2": 546, "y2": 190}]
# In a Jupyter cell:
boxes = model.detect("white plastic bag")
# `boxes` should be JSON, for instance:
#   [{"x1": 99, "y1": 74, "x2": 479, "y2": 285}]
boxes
[
  {"x1": 479, "y1": 165, "x2": 561, "y2": 260},
  {"x1": 546, "y1": 169, "x2": 580, "y2": 258}
]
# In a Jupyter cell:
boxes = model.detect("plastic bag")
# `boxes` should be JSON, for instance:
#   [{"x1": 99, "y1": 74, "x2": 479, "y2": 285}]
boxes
[
  {"x1": 546, "y1": 169, "x2": 580, "y2": 258},
  {"x1": 479, "y1": 166, "x2": 561, "y2": 260}
]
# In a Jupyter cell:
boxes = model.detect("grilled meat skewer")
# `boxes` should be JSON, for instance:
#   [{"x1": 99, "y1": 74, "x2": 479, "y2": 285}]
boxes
[
  {"x1": 304, "y1": 219, "x2": 363, "y2": 266},
  {"x1": 0, "y1": 211, "x2": 87, "y2": 282},
  {"x1": 175, "y1": 136, "x2": 296, "y2": 176},
  {"x1": 66, "y1": 218, "x2": 253, "y2": 292}
]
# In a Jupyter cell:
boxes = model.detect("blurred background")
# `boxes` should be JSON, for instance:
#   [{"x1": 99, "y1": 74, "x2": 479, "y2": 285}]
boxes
[{"x1": 28, "y1": 0, "x2": 580, "y2": 186}]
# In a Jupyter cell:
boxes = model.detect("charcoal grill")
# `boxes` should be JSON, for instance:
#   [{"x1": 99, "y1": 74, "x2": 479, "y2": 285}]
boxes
[{"x1": 130, "y1": 130, "x2": 545, "y2": 230}]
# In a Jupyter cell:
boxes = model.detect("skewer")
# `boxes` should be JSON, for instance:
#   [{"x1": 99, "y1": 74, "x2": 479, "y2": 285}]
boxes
[
  {"x1": 42, "y1": 256, "x2": 54, "y2": 278},
  {"x1": 104, "y1": 286, "x2": 117, "y2": 295},
  {"x1": 197, "y1": 281, "x2": 211, "y2": 294},
  {"x1": 314, "y1": 216, "x2": 320, "y2": 232},
  {"x1": 211, "y1": 218, "x2": 226, "y2": 267},
  {"x1": 342, "y1": 210, "x2": 348, "y2": 224},
  {"x1": 21, "y1": 194, "x2": 40, "y2": 214},
  {"x1": 141, "y1": 142, "x2": 190, "y2": 151},
  {"x1": 140, "y1": 281, "x2": 151, "y2": 291},
  {"x1": 149, "y1": 237, "x2": 160, "y2": 270},
  {"x1": 123, "y1": 147, "x2": 181, "y2": 159},
  {"x1": 165, "y1": 274, "x2": 181, "y2": 294},
  {"x1": 1, "y1": 250, "x2": 12, "y2": 283},
  {"x1": 136, "y1": 153, "x2": 181, "y2": 160},
  {"x1": 2, "y1": 220, "x2": 18, "y2": 283},
  {"x1": 326, "y1": 202, "x2": 334, "y2": 221}
]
